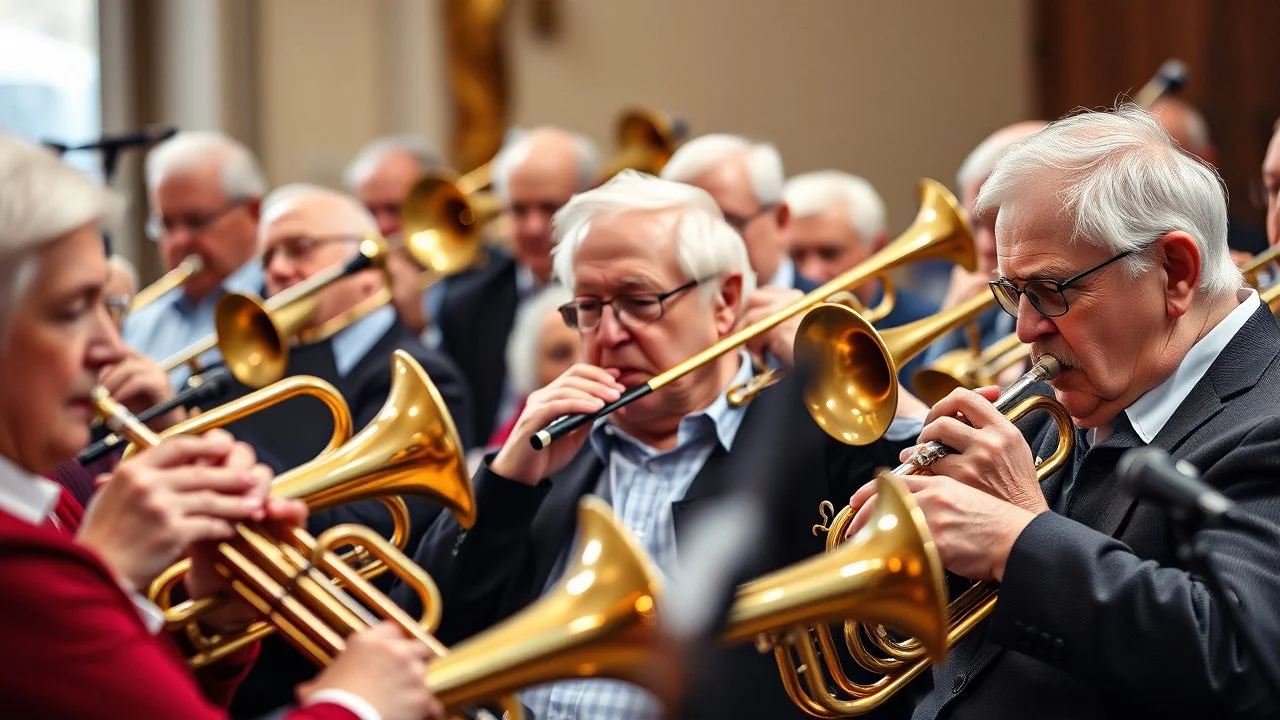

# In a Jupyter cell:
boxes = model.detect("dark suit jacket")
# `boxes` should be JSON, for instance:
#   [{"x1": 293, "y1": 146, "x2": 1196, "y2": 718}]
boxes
[
  {"x1": 401, "y1": 374, "x2": 918, "y2": 720},
  {"x1": 437, "y1": 249, "x2": 520, "y2": 448},
  {"x1": 916, "y1": 303, "x2": 1280, "y2": 720},
  {"x1": 0, "y1": 506, "x2": 356, "y2": 720}
]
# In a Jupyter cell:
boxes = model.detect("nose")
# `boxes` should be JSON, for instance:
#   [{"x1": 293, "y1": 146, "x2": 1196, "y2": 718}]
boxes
[
  {"x1": 1014, "y1": 297, "x2": 1056, "y2": 344},
  {"x1": 86, "y1": 303, "x2": 127, "y2": 373},
  {"x1": 593, "y1": 304, "x2": 632, "y2": 349}
]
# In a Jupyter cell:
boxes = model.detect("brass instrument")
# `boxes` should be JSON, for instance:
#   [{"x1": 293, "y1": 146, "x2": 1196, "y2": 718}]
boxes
[
  {"x1": 1263, "y1": 283, "x2": 1280, "y2": 315},
  {"x1": 910, "y1": 331, "x2": 1029, "y2": 406},
  {"x1": 129, "y1": 254, "x2": 203, "y2": 312},
  {"x1": 533, "y1": 178, "x2": 975, "y2": 450},
  {"x1": 131, "y1": 351, "x2": 476, "y2": 667},
  {"x1": 792, "y1": 357, "x2": 1074, "y2": 714},
  {"x1": 1133, "y1": 58, "x2": 1188, "y2": 109},
  {"x1": 599, "y1": 107, "x2": 687, "y2": 182},
  {"x1": 723, "y1": 472, "x2": 948, "y2": 718},
  {"x1": 1240, "y1": 244, "x2": 1280, "y2": 289},
  {"x1": 91, "y1": 365, "x2": 524, "y2": 718},
  {"x1": 423, "y1": 496, "x2": 669, "y2": 713}
]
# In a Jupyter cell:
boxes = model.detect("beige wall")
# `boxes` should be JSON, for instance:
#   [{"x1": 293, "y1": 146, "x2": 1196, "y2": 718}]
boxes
[{"x1": 152, "y1": 0, "x2": 1032, "y2": 232}]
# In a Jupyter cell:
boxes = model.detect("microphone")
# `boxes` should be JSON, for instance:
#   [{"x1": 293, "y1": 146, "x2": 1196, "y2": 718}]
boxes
[
  {"x1": 1117, "y1": 446, "x2": 1237, "y2": 526},
  {"x1": 62, "y1": 124, "x2": 178, "y2": 153}
]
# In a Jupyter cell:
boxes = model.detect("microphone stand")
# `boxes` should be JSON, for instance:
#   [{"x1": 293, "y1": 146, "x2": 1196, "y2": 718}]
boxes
[{"x1": 1172, "y1": 513, "x2": 1280, "y2": 703}]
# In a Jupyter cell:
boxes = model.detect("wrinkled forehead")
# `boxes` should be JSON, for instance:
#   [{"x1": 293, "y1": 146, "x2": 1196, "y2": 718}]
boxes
[
  {"x1": 262, "y1": 197, "x2": 360, "y2": 245},
  {"x1": 571, "y1": 210, "x2": 684, "y2": 290},
  {"x1": 991, "y1": 183, "x2": 1085, "y2": 280}
]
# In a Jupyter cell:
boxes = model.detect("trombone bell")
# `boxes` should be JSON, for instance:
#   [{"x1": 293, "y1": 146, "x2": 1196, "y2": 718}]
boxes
[{"x1": 402, "y1": 172, "x2": 491, "y2": 276}]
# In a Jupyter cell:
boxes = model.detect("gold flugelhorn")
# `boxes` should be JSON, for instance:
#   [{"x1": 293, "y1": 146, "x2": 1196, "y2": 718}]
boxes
[
  {"x1": 90, "y1": 367, "x2": 523, "y2": 717},
  {"x1": 135, "y1": 351, "x2": 476, "y2": 667},
  {"x1": 910, "y1": 331, "x2": 1029, "y2": 406},
  {"x1": 598, "y1": 107, "x2": 687, "y2": 183},
  {"x1": 722, "y1": 472, "x2": 948, "y2": 718},
  {"x1": 532, "y1": 178, "x2": 975, "y2": 450},
  {"x1": 423, "y1": 496, "x2": 668, "y2": 713},
  {"x1": 129, "y1": 254, "x2": 203, "y2": 312},
  {"x1": 793, "y1": 356, "x2": 1074, "y2": 715}
]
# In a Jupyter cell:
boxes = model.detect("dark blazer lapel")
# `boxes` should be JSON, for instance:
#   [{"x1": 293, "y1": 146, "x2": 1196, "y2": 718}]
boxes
[{"x1": 526, "y1": 448, "x2": 604, "y2": 593}]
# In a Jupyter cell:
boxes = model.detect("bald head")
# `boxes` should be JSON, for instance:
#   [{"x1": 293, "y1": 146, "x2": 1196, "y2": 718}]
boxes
[
  {"x1": 494, "y1": 126, "x2": 600, "y2": 284},
  {"x1": 1147, "y1": 97, "x2": 1214, "y2": 162},
  {"x1": 956, "y1": 120, "x2": 1048, "y2": 272},
  {"x1": 260, "y1": 184, "x2": 382, "y2": 327}
]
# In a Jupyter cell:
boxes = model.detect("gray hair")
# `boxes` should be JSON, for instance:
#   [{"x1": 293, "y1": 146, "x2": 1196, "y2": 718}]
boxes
[
  {"x1": 492, "y1": 127, "x2": 601, "y2": 204},
  {"x1": 145, "y1": 130, "x2": 267, "y2": 200},
  {"x1": 551, "y1": 170, "x2": 757, "y2": 308},
  {"x1": 976, "y1": 103, "x2": 1238, "y2": 295},
  {"x1": 506, "y1": 283, "x2": 574, "y2": 397},
  {"x1": 783, "y1": 170, "x2": 887, "y2": 242},
  {"x1": 259, "y1": 183, "x2": 379, "y2": 256},
  {"x1": 107, "y1": 254, "x2": 139, "y2": 291},
  {"x1": 660, "y1": 133, "x2": 785, "y2": 206},
  {"x1": 343, "y1": 134, "x2": 445, "y2": 191},
  {"x1": 0, "y1": 132, "x2": 122, "y2": 336}
]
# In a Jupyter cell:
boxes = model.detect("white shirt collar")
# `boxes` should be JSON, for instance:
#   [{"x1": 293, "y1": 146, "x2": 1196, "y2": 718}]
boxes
[
  {"x1": 766, "y1": 257, "x2": 797, "y2": 290},
  {"x1": 0, "y1": 454, "x2": 61, "y2": 525},
  {"x1": 1121, "y1": 288, "x2": 1261, "y2": 443}
]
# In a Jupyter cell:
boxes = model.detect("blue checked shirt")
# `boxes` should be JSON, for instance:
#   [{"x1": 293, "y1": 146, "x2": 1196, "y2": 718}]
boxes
[
  {"x1": 518, "y1": 354, "x2": 925, "y2": 719},
  {"x1": 121, "y1": 260, "x2": 265, "y2": 389}
]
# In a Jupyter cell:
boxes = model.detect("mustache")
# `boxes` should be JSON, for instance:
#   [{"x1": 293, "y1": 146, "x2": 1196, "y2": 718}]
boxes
[{"x1": 1031, "y1": 344, "x2": 1081, "y2": 372}]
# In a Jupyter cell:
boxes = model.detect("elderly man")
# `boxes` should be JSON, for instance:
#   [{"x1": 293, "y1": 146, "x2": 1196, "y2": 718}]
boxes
[
  {"x1": 661, "y1": 133, "x2": 818, "y2": 294},
  {"x1": 193, "y1": 185, "x2": 475, "y2": 718},
  {"x1": 1149, "y1": 97, "x2": 1268, "y2": 262},
  {"x1": 403, "y1": 171, "x2": 924, "y2": 720},
  {"x1": 784, "y1": 170, "x2": 939, "y2": 383},
  {"x1": 849, "y1": 104, "x2": 1280, "y2": 719},
  {"x1": 123, "y1": 131, "x2": 267, "y2": 387},
  {"x1": 103, "y1": 254, "x2": 138, "y2": 329},
  {"x1": 919, "y1": 121, "x2": 1047, "y2": 367},
  {"x1": 436, "y1": 126, "x2": 599, "y2": 447}
]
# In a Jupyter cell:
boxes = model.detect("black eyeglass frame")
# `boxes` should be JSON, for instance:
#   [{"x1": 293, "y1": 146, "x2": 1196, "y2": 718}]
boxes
[
  {"x1": 558, "y1": 277, "x2": 709, "y2": 332},
  {"x1": 988, "y1": 247, "x2": 1144, "y2": 319}
]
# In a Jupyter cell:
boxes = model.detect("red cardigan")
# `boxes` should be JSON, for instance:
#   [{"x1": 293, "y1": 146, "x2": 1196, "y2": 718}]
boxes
[{"x1": 0, "y1": 494, "x2": 357, "y2": 719}]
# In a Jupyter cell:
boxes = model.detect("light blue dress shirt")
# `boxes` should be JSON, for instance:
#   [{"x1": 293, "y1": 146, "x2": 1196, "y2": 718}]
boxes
[{"x1": 331, "y1": 304, "x2": 396, "y2": 377}]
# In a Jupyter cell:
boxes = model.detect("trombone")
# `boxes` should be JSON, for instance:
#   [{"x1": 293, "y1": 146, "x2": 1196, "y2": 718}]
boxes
[
  {"x1": 532, "y1": 178, "x2": 976, "y2": 450},
  {"x1": 598, "y1": 107, "x2": 687, "y2": 182},
  {"x1": 128, "y1": 254, "x2": 203, "y2": 312},
  {"x1": 910, "y1": 331, "x2": 1029, "y2": 406},
  {"x1": 780, "y1": 357, "x2": 1074, "y2": 715}
]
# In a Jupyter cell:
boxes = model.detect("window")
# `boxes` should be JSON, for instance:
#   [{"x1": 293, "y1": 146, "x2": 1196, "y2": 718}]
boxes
[{"x1": 0, "y1": 0, "x2": 101, "y2": 178}]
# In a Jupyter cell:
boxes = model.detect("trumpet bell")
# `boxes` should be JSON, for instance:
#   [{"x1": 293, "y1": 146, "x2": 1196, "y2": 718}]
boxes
[
  {"x1": 909, "y1": 351, "x2": 970, "y2": 408},
  {"x1": 402, "y1": 172, "x2": 491, "y2": 276},
  {"x1": 425, "y1": 497, "x2": 665, "y2": 710},
  {"x1": 796, "y1": 303, "x2": 896, "y2": 446},
  {"x1": 214, "y1": 293, "x2": 289, "y2": 388},
  {"x1": 600, "y1": 107, "x2": 687, "y2": 181}
]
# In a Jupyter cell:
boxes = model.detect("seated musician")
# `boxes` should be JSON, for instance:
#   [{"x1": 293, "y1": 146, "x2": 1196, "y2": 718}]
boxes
[
  {"x1": 123, "y1": 131, "x2": 269, "y2": 388},
  {"x1": 196, "y1": 183, "x2": 474, "y2": 718},
  {"x1": 0, "y1": 132, "x2": 443, "y2": 720},
  {"x1": 848, "y1": 104, "x2": 1280, "y2": 719},
  {"x1": 920, "y1": 121, "x2": 1046, "y2": 367},
  {"x1": 783, "y1": 169, "x2": 940, "y2": 383},
  {"x1": 402, "y1": 170, "x2": 925, "y2": 720}
]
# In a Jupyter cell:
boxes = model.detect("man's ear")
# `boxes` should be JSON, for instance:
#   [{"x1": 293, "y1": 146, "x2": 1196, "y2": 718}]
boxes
[
  {"x1": 716, "y1": 273, "x2": 744, "y2": 334},
  {"x1": 1159, "y1": 232, "x2": 1201, "y2": 318}
]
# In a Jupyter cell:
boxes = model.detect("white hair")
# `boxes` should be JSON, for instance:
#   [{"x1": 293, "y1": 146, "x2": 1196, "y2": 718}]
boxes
[
  {"x1": 343, "y1": 134, "x2": 444, "y2": 191},
  {"x1": 783, "y1": 171, "x2": 887, "y2": 242},
  {"x1": 956, "y1": 121, "x2": 1049, "y2": 193},
  {"x1": 107, "y1": 254, "x2": 139, "y2": 291},
  {"x1": 506, "y1": 283, "x2": 574, "y2": 397},
  {"x1": 660, "y1": 133, "x2": 785, "y2": 206},
  {"x1": 551, "y1": 170, "x2": 757, "y2": 308},
  {"x1": 491, "y1": 127, "x2": 601, "y2": 204},
  {"x1": 261, "y1": 183, "x2": 379, "y2": 238},
  {"x1": 976, "y1": 103, "x2": 1239, "y2": 296},
  {"x1": 0, "y1": 132, "x2": 121, "y2": 336},
  {"x1": 145, "y1": 130, "x2": 267, "y2": 200}
]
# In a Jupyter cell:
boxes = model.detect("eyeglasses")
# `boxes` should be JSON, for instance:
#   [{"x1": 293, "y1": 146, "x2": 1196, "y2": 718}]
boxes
[
  {"x1": 104, "y1": 294, "x2": 131, "y2": 320},
  {"x1": 146, "y1": 199, "x2": 248, "y2": 241},
  {"x1": 558, "y1": 277, "x2": 707, "y2": 332},
  {"x1": 989, "y1": 248, "x2": 1141, "y2": 319},
  {"x1": 261, "y1": 234, "x2": 361, "y2": 268},
  {"x1": 722, "y1": 204, "x2": 776, "y2": 233}
]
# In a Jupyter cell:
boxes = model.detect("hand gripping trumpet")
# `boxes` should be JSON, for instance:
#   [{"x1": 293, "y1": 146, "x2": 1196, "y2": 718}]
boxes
[{"x1": 782, "y1": 355, "x2": 1074, "y2": 716}]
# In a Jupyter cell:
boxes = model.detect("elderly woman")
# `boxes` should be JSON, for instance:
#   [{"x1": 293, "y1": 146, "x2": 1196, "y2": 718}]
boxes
[
  {"x1": 0, "y1": 133, "x2": 442, "y2": 720},
  {"x1": 486, "y1": 283, "x2": 579, "y2": 450}
]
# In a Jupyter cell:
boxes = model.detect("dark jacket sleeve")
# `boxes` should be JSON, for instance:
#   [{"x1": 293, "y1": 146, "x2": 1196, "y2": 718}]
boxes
[
  {"x1": 396, "y1": 462, "x2": 551, "y2": 645},
  {"x1": 988, "y1": 420, "x2": 1280, "y2": 719}
]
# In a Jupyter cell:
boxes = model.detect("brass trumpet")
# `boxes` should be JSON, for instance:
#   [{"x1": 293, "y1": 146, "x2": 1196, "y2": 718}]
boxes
[
  {"x1": 910, "y1": 331, "x2": 1029, "y2": 406},
  {"x1": 790, "y1": 356, "x2": 1075, "y2": 714},
  {"x1": 723, "y1": 472, "x2": 948, "y2": 718},
  {"x1": 533, "y1": 178, "x2": 975, "y2": 450},
  {"x1": 132, "y1": 351, "x2": 476, "y2": 667},
  {"x1": 129, "y1": 254, "x2": 203, "y2": 312}
]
